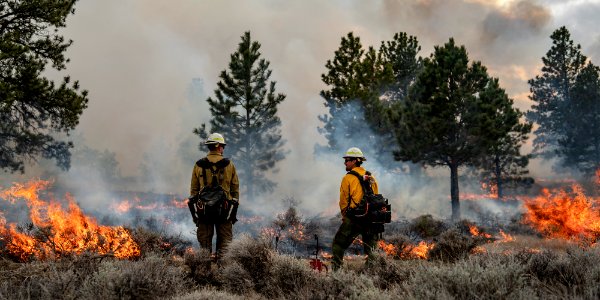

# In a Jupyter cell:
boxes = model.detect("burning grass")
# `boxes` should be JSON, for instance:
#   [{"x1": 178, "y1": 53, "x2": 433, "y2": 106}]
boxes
[
  {"x1": 0, "y1": 180, "x2": 140, "y2": 261},
  {"x1": 2, "y1": 177, "x2": 600, "y2": 298},
  {"x1": 523, "y1": 184, "x2": 600, "y2": 244},
  {"x1": 1, "y1": 229, "x2": 600, "y2": 300}
]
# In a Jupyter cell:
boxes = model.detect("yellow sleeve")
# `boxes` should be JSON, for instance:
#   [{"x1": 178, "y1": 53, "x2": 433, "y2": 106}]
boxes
[
  {"x1": 339, "y1": 175, "x2": 351, "y2": 214},
  {"x1": 230, "y1": 164, "x2": 240, "y2": 201},
  {"x1": 190, "y1": 165, "x2": 201, "y2": 196}
]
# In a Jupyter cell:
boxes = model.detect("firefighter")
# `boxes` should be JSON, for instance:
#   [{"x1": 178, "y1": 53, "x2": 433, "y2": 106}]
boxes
[
  {"x1": 332, "y1": 147, "x2": 379, "y2": 271},
  {"x1": 190, "y1": 132, "x2": 239, "y2": 261}
]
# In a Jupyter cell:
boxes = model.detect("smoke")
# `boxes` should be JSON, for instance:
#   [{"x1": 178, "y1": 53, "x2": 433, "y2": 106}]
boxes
[
  {"x1": 4, "y1": 0, "x2": 600, "y2": 233},
  {"x1": 308, "y1": 101, "x2": 453, "y2": 220}
]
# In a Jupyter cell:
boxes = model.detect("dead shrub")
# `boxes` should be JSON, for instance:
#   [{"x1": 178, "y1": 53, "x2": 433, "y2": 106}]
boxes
[
  {"x1": 523, "y1": 247, "x2": 600, "y2": 295},
  {"x1": 221, "y1": 234, "x2": 273, "y2": 293},
  {"x1": 220, "y1": 261, "x2": 255, "y2": 295},
  {"x1": 0, "y1": 253, "x2": 104, "y2": 299},
  {"x1": 402, "y1": 254, "x2": 532, "y2": 299},
  {"x1": 360, "y1": 254, "x2": 411, "y2": 289},
  {"x1": 409, "y1": 215, "x2": 446, "y2": 238},
  {"x1": 171, "y1": 287, "x2": 256, "y2": 300},
  {"x1": 315, "y1": 268, "x2": 393, "y2": 299},
  {"x1": 77, "y1": 253, "x2": 190, "y2": 299},
  {"x1": 262, "y1": 254, "x2": 317, "y2": 298},
  {"x1": 183, "y1": 249, "x2": 219, "y2": 286},
  {"x1": 428, "y1": 228, "x2": 478, "y2": 262},
  {"x1": 131, "y1": 227, "x2": 193, "y2": 256}
]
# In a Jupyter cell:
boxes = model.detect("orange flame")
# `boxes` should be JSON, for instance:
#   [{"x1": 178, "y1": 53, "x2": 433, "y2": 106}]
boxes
[
  {"x1": 481, "y1": 181, "x2": 498, "y2": 198},
  {"x1": 498, "y1": 229, "x2": 514, "y2": 242},
  {"x1": 469, "y1": 225, "x2": 492, "y2": 238},
  {"x1": 377, "y1": 240, "x2": 434, "y2": 259},
  {"x1": 171, "y1": 198, "x2": 188, "y2": 209},
  {"x1": 110, "y1": 195, "x2": 188, "y2": 213},
  {"x1": 287, "y1": 224, "x2": 307, "y2": 241},
  {"x1": 523, "y1": 184, "x2": 600, "y2": 242},
  {"x1": 0, "y1": 180, "x2": 141, "y2": 261}
]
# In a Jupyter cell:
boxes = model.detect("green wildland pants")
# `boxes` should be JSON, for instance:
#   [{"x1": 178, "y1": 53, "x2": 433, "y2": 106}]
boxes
[
  {"x1": 332, "y1": 216, "x2": 377, "y2": 270},
  {"x1": 196, "y1": 221, "x2": 233, "y2": 258}
]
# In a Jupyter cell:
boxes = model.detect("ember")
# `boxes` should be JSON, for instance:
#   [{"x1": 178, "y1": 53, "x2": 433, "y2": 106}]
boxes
[{"x1": 0, "y1": 180, "x2": 141, "y2": 261}]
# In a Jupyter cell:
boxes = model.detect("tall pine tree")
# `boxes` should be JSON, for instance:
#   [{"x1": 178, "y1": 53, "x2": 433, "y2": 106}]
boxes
[
  {"x1": 558, "y1": 62, "x2": 600, "y2": 175},
  {"x1": 195, "y1": 31, "x2": 286, "y2": 201},
  {"x1": 380, "y1": 32, "x2": 423, "y2": 102},
  {"x1": 474, "y1": 79, "x2": 532, "y2": 199},
  {"x1": 318, "y1": 32, "x2": 421, "y2": 164},
  {"x1": 0, "y1": 0, "x2": 88, "y2": 173},
  {"x1": 318, "y1": 32, "x2": 390, "y2": 155},
  {"x1": 528, "y1": 26, "x2": 600, "y2": 176},
  {"x1": 394, "y1": 39, "x2": 525, "y2": 221},
  {"x1": 527, "y1": 27, "x2": 587, "y2": 161}
]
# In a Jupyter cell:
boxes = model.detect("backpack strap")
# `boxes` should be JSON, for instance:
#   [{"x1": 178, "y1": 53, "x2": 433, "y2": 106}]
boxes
[
  {"x1": 195, "y1": 158, "x2": 231, "y2": 187},
  {"x1": 347, "y1": 170, "x2": 374, "y2": 195},
  {"x1": 345, "y1": 170, "x2": 374, "y2": 212}
]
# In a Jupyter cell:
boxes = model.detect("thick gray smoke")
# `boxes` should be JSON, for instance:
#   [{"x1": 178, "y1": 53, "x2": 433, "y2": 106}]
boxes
[{"x1": 3, "y1": 0, "x2": 600, "y2": 235}]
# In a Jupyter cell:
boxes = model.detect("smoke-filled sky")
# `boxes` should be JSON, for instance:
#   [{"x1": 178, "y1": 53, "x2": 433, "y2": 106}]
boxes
[{"x1": 21, "y1": 0, "x2": 600, "y2": 218}]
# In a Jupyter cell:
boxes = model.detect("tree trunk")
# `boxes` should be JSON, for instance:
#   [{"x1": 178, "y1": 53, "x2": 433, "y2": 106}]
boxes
[
  {"x1": 245, "y1": 103, "x2": 254, "y2": 202},
  {"x1": 494, "y1": 154, "x2": 503, "y2": 200},
  {"x1": 450, "y1": 163, "x2": 461, "y2": 222}
]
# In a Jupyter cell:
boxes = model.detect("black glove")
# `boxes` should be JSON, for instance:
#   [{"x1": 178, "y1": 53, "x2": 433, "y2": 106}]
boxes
[
  {"x1": 188, "y1": 195, "x2": 199, "y2": 225},
  {"x1": 227, "y1": 198, "x2": 239, "y2": 224}
]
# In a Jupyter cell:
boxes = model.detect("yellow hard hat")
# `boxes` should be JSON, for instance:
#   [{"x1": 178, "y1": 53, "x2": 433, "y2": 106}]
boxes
[
  {"x1": 343, "y1": 147, "x2": 366, "y2": 161},
  {"x1": 205, "y1": 133, "x2": 226, "y2": 145}
]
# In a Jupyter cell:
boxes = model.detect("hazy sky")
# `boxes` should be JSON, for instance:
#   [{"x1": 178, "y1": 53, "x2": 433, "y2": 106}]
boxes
[{"x1": 44, "y1": 0, "x2": 600, "y2": 203}]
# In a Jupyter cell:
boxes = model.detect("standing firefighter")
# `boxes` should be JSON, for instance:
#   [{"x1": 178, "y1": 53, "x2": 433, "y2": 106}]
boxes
[
  {"x1": 332, "y1": 147, "x2": 386, "y2": 271},
  {"x1": 189, "y1": 133, "x2": 240, "y2": 261}
]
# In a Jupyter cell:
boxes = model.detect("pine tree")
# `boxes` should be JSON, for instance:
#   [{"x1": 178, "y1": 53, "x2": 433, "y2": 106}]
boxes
[
  {"x1": 195, "y1": 31, "x2": 286, "y2": 201},
  {"x1": 0, "y1": 0, "x2": 88, "y2": 173},
  {"x1": 318, "y1": 32, "x2": 421, "y2": 163},
  {"x1": 474, "y1": 79, "x2": 532, "y2": 199},
  {"x1": 558, "y1": 63, "x2": 600, "y2": 175},
  {"x1": 527, "y1": 26, "x2": 587, "y2": 160},
  {"x1": 318, "y1": 32, "x2": 384, "y2": 154},
  {"x1": 380, "y1": 32, "x2": 423, "y2": 172},
  {"x1": 379, "y1": 32, "x2": 423, "y2": 102},
  {"x1": 527, "y1": 26, "x2": 600, "y2": 176},
  {"x1": 394, "y1": 39, "x2": 525, "y2": 221}
]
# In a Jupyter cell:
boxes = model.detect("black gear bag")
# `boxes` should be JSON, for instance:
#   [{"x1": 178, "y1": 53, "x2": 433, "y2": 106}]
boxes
[
  {"x1": 188, "y1": 158, "x2": 237, "y2": 224},
  {"x1": 344, "y1": 171, "x2": 392, "y2": 233}
]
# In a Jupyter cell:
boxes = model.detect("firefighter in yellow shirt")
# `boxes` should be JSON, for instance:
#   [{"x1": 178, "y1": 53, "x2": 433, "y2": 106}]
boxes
[
  {"x1": 189, "y1": 133, "x2": 239, "y2": 260},
  {"x1": 332, "y1": 147, "x2": 379, "y2": 271}
]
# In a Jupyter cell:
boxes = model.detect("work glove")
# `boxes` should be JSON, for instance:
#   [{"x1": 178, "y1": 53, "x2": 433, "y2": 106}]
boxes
[{"x1": 227, "y1": 198, "x2": 239, "y2": 224}]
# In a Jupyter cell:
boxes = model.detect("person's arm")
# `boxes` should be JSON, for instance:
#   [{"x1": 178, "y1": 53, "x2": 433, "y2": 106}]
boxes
[
  {"x1": 339, "y1": 175, "x2": 351, "y2": 215},
  {"x1": 190, "y1": 165, "x2": 200, "y2": 196},
  {"x1": 230, "y1": 164, "x2": 240, "y2": 201}
]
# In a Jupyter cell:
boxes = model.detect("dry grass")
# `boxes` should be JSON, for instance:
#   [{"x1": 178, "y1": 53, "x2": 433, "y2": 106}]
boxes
[
  {"x1": 2, "y1": 224, "x2": 600, "y2": 299},
  {"x1": 428, "y1": 228, "x2": 480, "y2": 262},
  {"x1": 480, "y1": 234, "x2": 586, "y2": 254}
]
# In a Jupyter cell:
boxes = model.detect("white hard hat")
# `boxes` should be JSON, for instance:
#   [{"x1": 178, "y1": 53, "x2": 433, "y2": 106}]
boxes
[
  {"x1": 205, "y1": 133, "x2": 226, "y2": 145},
  {"x1": 343, "y1": 147, "x2": 366, "y2": 161}
]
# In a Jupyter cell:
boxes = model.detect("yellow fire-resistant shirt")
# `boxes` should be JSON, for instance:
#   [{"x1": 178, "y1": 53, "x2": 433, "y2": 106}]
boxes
[
  {"x1": 339, "y1": 166, "x2": 378, "y2": 216},
  {"x1": 190, "y1": 151, "x2": 240, "y2": 201}
]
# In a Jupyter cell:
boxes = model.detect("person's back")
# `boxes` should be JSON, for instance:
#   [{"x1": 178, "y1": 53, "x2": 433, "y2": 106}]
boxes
[{"x1": 188, "y1": 133, "x2": 239, "y2": 262}]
